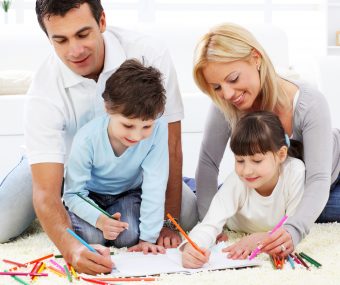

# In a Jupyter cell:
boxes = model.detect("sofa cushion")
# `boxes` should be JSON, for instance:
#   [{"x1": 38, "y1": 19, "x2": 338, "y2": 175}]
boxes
[{"x1": 0, "y1": 70, "x2": 32, "y2": 95}]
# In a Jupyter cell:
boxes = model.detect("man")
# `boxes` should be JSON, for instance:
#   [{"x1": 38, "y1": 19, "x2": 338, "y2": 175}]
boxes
[{"x1": 0, "y1": 0, "x2": 198, "y2": 274}]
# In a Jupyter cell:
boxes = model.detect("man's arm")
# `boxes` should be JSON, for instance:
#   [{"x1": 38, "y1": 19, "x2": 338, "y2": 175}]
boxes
[
  {"x1": 31, "y1": 163, "x2": 113, "y2": 274},
  {"x1": 157, "y1": 121, "x2": 183, "y2": 248}
]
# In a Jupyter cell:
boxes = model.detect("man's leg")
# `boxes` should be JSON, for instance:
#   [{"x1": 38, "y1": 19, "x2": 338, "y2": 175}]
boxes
[
  {"x1": 180, "y1": 181, "x2": 198, "y2": 232},
  {"x1": 0, "y1": 157, "x2": 35, "y2": 243}
]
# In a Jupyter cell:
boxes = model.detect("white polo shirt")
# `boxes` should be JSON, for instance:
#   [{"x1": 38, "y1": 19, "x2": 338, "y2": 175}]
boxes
[{"x1": 24, "y1": 26, "x2": 184, "y2": 165}]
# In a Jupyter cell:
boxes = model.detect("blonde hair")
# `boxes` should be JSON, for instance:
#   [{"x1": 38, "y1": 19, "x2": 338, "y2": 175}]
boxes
[{"x1": 193, "y1": 23, "x2": 289, "y2": 128}]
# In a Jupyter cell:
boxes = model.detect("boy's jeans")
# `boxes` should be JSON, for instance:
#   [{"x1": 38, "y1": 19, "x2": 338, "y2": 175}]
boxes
[{"x1": 68, "y1": 189, "x2": 142, "y2": 248}]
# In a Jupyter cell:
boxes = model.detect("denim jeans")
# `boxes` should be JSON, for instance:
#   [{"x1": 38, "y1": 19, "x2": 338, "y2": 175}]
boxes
[
  {"x1": 316, "y1": 172, "x2": 340, "y2": 223},
  {"x1": 68, "y1": 189, "x2": 142, "y2": 248},
  {"x1": 0, "y1": 156, "x2": 35, "y2": 243},
  {"x1": 0, "y1": 156, "x2": 198, "y2": 244}
]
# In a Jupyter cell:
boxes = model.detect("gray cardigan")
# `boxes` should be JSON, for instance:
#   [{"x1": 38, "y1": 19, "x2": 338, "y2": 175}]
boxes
[{"x1": 195, "y1": 80, "x2": 340, "y2": 246}]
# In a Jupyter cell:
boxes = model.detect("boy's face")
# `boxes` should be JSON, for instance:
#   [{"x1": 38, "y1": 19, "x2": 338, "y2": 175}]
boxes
[
  {"x1": 108, "y1": 113, "x2": 155, "y2": 148},
  {"x1": 234, "y1": 150, "x2": 285, "y2": 196},
  {"x1": 43, "y1": 3, "x2": 106, "y2": 80}
]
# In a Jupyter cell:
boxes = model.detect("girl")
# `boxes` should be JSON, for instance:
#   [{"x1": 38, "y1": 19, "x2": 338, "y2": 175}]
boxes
[{"x1": 182, "y1": 111, "x2": 304, "y2": 268}]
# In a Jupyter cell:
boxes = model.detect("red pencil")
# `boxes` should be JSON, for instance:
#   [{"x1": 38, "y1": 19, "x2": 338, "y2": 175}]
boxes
[
  {"x1": 9, "y1": 253, "x2": 54, "y2": 271},
  {"x1": 94, "y1": 277, "x2": 156, "y2": 281},
  {"x1": 81, "y1": 277, "x2": 110, "y2": 285},
  {"x1": 295, "y1": 253, "x2": 310, "y2": 270},
  {"x1": 2, "y1": 259, "x2": 27, "y2": 268}
]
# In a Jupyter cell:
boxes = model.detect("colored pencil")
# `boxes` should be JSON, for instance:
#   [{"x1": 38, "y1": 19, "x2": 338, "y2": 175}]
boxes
[
  {"x1": 50, "y1": 260, "x2": 65, "y2": 273},
  {"x1": 0, "y1": 272, "x2": 48, "y2": 277},
  {"x1": 9, "y1": 254, "x2": 54, "y2": 271},
  {"x1": 94, "y1": 277, "x2": 156, "y2": 281},
  {"x1": 287, "y1": 255, "x2": 295, "y2": 269},
  {"x1": 290, "y1": 253, "x2": 301, "y2": 264},
  {"x1": 69, "y1": 264, "x2": 79, "y2": 280},
  {"x1": 299, "y1": 252, "x2": 322, "y2": 268},
  {"x1": 76, "y1": 193, "x2": 116, "y2": 220},
  {"x1": 295, "y1": 253, "x2": 310, "y2": 270},
  {"x1": 47, "y1": 266, "x2": 66, "y2": 277},
  {"x1": 54, "y1": 254, "x2": 63, "y2": 258},
  {"x1": 2, "y1": 259, "x2": 27, "y2": 268},
  {"x1": 166, "y1": 213, "x2": 205, "y2": 255},
  {"x1": 81, "y1": 277, "x2": 110, "y2": 285},
  {"x1": 270, "y1": 255, "x2": 277, "y2": 269},
  {"x1": 4, "y1": 270, "x2": 30, "y2": 285},
  {"x1": 32, "y1": 262, "x2": 46, "y2": 281},
  {"x1": 64, "y1": 265, "x2": 72, "y2": 283},
  {"x1": 29, "y1": 262, "x2": 40, "y2": 280},
  {"x1": 66, "y1": 228, "x2": 97, "y2": 253},
  {"x1": 249, "y1": 215, "x2": 288, "y2": 260}
]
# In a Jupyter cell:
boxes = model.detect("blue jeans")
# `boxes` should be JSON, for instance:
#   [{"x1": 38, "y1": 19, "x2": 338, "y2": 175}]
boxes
[
  {"x1": 68, "y1": 189, "x2": 142, "y2": 248},
  {"x1": 0, "y1": 156, "x2": 35, "y2": 243},
  {"x1": 316, "y1": 173, "x2": 340, "y2": 223}
]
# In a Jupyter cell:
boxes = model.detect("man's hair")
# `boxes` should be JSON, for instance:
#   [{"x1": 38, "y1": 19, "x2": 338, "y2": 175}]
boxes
[
  {"x1": 36, "y1": 0, "x2": 103, "y2": 35},
  {"x1": 102, "y1": 59, "x2": 166, "y2": 120}
]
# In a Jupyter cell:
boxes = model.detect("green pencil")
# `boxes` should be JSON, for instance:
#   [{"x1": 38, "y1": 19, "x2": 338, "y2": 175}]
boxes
[
  {"x1": 76, "y1": 193, "x2": 115, "y2": 219},
  {"x1": 4, "y1": 270, "x2": 30, "y2": 285},
  {"x1": 299, "y1": 252, "x2": 322, "y2": 268},
  {"x1": 64, "y1": 265, "x2": 72, "y2": 283}
]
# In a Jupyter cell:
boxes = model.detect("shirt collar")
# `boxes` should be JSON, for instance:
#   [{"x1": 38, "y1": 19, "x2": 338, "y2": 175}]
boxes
[{"x1": 57, "y1": 28, "x2": 127, "y2": 88}]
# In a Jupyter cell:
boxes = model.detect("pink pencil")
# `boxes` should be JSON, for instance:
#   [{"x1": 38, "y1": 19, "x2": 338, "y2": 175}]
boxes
[
  {"x1": 249, "y1": 215, "x2": 288, "y2": 260},
  {"x1": 0, "y1": 272, "x2": 48, "y2": 277}
]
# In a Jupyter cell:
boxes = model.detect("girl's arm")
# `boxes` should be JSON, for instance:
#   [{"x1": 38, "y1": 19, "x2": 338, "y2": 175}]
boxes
[{"x1": 195, "y1": 104, "x2": 231, "y2": 220}]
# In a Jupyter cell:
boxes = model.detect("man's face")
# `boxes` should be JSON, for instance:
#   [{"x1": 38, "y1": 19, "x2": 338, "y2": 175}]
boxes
[{"x1": 43, "y1": 3, "x2": 106, "y2": 80}]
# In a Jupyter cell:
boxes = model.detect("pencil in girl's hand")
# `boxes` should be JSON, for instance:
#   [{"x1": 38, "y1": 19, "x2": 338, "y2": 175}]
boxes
[
  {"x1": 166, "y1": 213, "x2": 205, "y2": 255},
  {"x1": 76, "y1": 193, "x2": 116, "y2": 220}
]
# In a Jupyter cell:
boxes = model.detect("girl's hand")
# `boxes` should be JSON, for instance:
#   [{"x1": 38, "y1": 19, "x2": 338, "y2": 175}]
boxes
[
  {"x1": 127, "y1": 240, "x2": 166, "y2": 254},
  {"x1": 96, "y1": 212, "x2": 129, "y2": 240},
  {"x1": 222, "y1": 232, "x2": 267, "y2": 259},
  {"x1": 182, "y1": 243, "x2": 210, "y2": 269},
  {"x1": 216, "y1": 232, "x2": 228, "y2": 244},
  {"x1": 258, "y1": 227, "x2": 294, "y2": 257}
]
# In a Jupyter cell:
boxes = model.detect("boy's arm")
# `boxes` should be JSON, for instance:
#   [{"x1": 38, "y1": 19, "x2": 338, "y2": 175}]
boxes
[
  {"x1": 31, "y1": 163, "x2": 113, "y2": 274},
  {"x1": 157, "y1": 121, "x2": 183, "y2": 247}
]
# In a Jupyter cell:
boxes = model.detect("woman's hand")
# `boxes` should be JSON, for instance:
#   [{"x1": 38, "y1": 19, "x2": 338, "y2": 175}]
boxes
[
  {"x1": 95, "y1": 212, "x2": 129, "y2": 240},
  {"x1": 128, "y1": 240, "x2": 166, "y2": 254},
  {"x1": 258, "y1": 227, "x2": 294, "y2": 257},
  {"x1": 216, "y1": 232, "x2": 228, "y2": 243},
  {"x1": 182, "y1": 243, "x2": 210, "y2": 269}
]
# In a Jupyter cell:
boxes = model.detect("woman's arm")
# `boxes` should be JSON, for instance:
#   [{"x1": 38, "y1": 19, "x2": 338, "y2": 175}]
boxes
[{"x1": 195, "y1": 103, "x2": 231, "y2": 220}]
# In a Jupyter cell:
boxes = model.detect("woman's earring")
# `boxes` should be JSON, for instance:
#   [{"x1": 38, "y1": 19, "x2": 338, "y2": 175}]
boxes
[{"x1": 257, "y1": 64, "x2": 261, "y2": 71}]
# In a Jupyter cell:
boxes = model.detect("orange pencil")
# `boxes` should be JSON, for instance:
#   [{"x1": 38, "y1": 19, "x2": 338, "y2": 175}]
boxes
[
  {"x1": 94, "y1": 277, "x2": 156, "y2": 282},
  {"x1": 167, "y1": 213, "x2": 205, "y2": 255}
]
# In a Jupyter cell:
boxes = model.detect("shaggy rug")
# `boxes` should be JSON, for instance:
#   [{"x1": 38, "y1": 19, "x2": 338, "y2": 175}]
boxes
[{"x1": 1, "y1": 220, "x2": 340, "y2": 285}]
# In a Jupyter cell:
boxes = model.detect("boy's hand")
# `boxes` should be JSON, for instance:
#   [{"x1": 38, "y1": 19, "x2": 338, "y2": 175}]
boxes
[
  {"x1": 128, "y1": 240, "x2": 166, "y2": 254},
  {"x1": 95, "y1": 212, "x2": 128, "y2": 240},
  {"x1": 156, "y1": 227, "x2": 182, "y2": 248},
  {"x1": 182, "y1": 243, "x2": 210, "y2": 269},
  {"x1": 222, "y1": 232, "x2": 267, "y2": 260}
]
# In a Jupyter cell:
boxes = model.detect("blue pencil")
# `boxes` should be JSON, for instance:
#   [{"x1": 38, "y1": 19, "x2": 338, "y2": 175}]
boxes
[
  {"x1": 66, "y1": 228, "x2": 97, "y2": 253},
  {"x1": 287, "y1": 254, "x2": 295, "y2": 269}
]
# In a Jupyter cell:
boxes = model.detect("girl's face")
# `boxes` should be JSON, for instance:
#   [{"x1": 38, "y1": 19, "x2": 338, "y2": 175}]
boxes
[
  {"x1": 108, "y1": 113, "x2": 155, "y2": 148},
  {"x1": 202, "y1": 57, "x2": 261, "y2": 111},
  {"x1": 234, "y1": 148, "x2": 287, "y2": 196}
]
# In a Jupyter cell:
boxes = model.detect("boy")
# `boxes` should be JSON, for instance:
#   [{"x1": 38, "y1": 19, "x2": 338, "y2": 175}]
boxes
[{"x1": 63, "y1": 59, "x2": 168, "y2": 252}]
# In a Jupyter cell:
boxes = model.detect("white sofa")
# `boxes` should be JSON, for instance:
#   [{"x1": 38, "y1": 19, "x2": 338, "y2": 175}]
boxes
[{"x1": 0, "y1": 23, "x2": 292, "y2": 181}]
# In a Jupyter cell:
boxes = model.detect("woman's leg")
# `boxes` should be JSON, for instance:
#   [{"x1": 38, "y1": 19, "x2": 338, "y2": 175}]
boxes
[{"x1": 316, "y1": 174, "x2": 340, "y2": 223}]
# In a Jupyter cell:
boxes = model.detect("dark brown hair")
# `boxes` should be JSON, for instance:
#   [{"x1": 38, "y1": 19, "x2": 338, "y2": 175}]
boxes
[
  {"x1": 102, "y1": 59, "x2": 166, "y2": 120},
  {"x1": 36, "y1": 0, "x2": 103, "y2": 35},
  {"x1": 230, "y1": 111, "x2": 303, "y2": 161}
]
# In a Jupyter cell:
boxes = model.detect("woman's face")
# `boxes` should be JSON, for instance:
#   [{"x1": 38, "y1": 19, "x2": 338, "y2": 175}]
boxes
[{"x1": 202, "y1": 58, "x2": 261, "y2": 111}]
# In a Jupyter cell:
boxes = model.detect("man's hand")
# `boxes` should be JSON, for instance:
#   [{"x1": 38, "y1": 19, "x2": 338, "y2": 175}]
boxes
[
  {"x1": 128, "y1": 240, "x2": 165, "y2": 254},
  {"x1": 156, "y1": 227, "x2": 182, "y2": 248},
  {"x1": 71, "y1": 243, "x2": 114, "y2": 275},
  {"x1": 96, "y1": 212, "x2": 128, "y2": 240}
]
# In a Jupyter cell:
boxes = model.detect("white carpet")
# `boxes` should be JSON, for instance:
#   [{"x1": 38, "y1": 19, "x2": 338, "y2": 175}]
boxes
[{"x1": 1, "y1": 221, "x2": 340, "y2": 285}]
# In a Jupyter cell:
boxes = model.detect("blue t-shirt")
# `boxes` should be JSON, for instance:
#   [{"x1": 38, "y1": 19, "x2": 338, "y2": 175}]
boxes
[{"x1": 63, "y1": 114, "x2": 169, "y2": 243}]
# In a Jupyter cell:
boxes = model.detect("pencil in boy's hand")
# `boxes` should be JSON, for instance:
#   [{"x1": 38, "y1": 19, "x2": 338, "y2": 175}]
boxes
[
  {"x1": 166, "y1": 213, "x2": 205, "y2": 255},
  {"x1": 76, "y1": 193, "x2": 116, "y2": 220}
]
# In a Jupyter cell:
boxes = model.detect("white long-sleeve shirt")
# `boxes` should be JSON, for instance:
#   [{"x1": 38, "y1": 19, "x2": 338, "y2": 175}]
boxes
[{"x1": 189, "y1": 157, "x2": 305, "y2": 249}]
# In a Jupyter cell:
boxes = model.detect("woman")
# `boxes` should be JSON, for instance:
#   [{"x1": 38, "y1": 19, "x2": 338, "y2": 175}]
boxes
[{"x1": 193, "y1": 22, "x2": 340, "y2": 256}]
